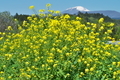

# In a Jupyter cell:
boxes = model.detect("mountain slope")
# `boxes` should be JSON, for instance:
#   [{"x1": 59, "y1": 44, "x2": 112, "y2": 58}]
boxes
[
  {"x1": 88, "y1": 10, "x2": 120, "y2": 18},
  {"x1": 62, "y1": 6, "x2": 120, "y2": 19}
]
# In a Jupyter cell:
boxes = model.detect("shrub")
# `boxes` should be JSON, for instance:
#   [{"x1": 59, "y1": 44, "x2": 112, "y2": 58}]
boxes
[{"x1": 0, "y1": 11, "x2": 17, "y2": 32}]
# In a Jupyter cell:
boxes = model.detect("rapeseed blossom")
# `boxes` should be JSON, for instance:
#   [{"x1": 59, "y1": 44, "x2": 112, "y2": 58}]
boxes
[
  {"x1": 98, "y1": 18, "x2": 104, "y2": 23},
  {"x1": 29, "y1": 5, "x2": 35, "y2": 9},
  {"x1": 39, "y1": 9, "x2": 45, "y2": 12},
  {"x1": 46, "y1": 3, "x2": 51, "y2": 7},
  {"x1": 55, "y1": 11, "x2": 60, "y2": 14}
]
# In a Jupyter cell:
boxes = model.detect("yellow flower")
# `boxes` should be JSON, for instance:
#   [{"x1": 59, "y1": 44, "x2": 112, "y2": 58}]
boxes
[
  {"x1": 84, "y1": 61, "x2": 87, "y2": 64},
  {"x1": 48, "y1": 68, "x2": 51, "y2": 70},
  {"x1": 3, "y1": 65, "x2": 6, "y2": 68},
  {"x1": 118, "y1": 62, "x2": 120, "y2": 65},
  {"x1": 85, "y1": 68, "x2": 89, "y2": 73},
  {"x1": 2, "y1": 32, "x2": 5, "y2": 35},
  {"x1": 87, "y1": 22, "x2": 90, "y2": 25},
  {"x1": 90, "y1": 67, "x2": 94, "y2": 71},
  {"x1": 113, "y1": 72, "x2": 117, "y2": 75},
  {"x1": 86, "y1": 64, "x2": 90, "y2": 67},
  {"x1": 107, "y1": 30, "x2": 112, "y2": 33},
  {"x1": 62, "y1": 46, "x2": 67, "y2": 50},
  {"x1": 20, "y1": 69, "x2": 24, "y2": 72},
  {"x1": 117, "y1": 70, "x2": 120, "y2": 74},
  {"x1": 77, "y1": 59, "x2": 81, "y2": 63},
  {"x1": 39, "y1": 9, "x2": 45, "y2": 12},
  {"x1": 113, "y1": 76, "x2": 116, "y2": 78},
  {"x1": 29, "y1": 5, "x2": 35, "y2": 9},
  {"x1": 48, "y1": 10, "x2": 54, "y2": 13},
  {"x1": 26, "y1": 67, "x2": 31, "y2": 71},
  {"x1": 66, "y1": 53, "x2": 72, "y2": 56},
  {"x1": 51, "y1": 47, "x2": 56, "y2": 51},
  {"x1": 53, "y1": 64, "x2": 57, "y2": 67},
  {"x1": 31, "y1": 66, "x2": 35, "y2": 69},
  {"x1": 99, "y1": 18, "x2": 104, "y2": 23},
  {"x1": 57, "y1": 49, "x2": 62, "y2": 53},
  {"x1": 79, "y1": 72, "x2": 85, "y2": 77},
  {"x1": 109, "y1": 68, "x2": 112, "y2": 70},
  {"x1": 0, "y1": 77, "x2": 4, "y2": 80},
  {"x1": 14, "y1": 18, "x2": 18, "y2": 21},
  {"x1": 100, "y1": 26, "x2": 104, "y2": 30},
  {"x1": 112, "y1": 62, "x2": 116, "y2": 65},
  {"x1": 64, "y1": 14, "x2": 70, "y2": 19},
  {"x1": 47, "y1": 59, "x2": 54, "y2": 63},
  {"x1": 105, "y1": 52, "x2": 111, "y2": 56},
  {"x1": 66, "y1": 73, "x2": 70, "y2": 76},
  {"x1": 0, "y1": 71, "x2": 4, "y2": 74},
  {"x1": 0, "y1": 37, "x2": 3, "y2": 40},
  {"x1": 76, "y1": 17, "x2": 81, "y2": 20},
  {"x1": 55, "y1": 11, "x2": 60, "y2": 14},
  {"x1": 8, "y1": 76, "x2": 12, "y2": 79},
  {"x1": 80, "y1": 72, "x2": 85, "y2": 76},
  {"x1": 46, "y1": 3, "x2": 51, "y2": 7},
  {"x1": 25, "y1": 62, "x2": 29, "y2": 65},
  {"x1": 7, "y1": 26, "x2": 13, "y2": 30},
  {"x1": 109, "y1": 23, "x2": 114, "y2": 26},
  {"x1": 42, "y1": 64, "x2": 45, "y2": 67},
  {"x1": 27, "y1": 75, "x2": 31, "y2": 78}
]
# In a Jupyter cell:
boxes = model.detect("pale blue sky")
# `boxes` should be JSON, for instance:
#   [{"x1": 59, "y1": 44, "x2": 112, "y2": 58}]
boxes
[{"x1": 0, "y1": 0, "x2": 119, "y2": 15}]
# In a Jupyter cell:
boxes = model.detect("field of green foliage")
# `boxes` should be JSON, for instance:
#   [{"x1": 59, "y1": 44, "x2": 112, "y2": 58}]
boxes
[{"x1": 0, "y1": 4, "x2": 120, "y2": 80}]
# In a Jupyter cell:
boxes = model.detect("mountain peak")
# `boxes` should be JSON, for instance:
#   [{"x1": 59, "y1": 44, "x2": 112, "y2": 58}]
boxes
[{"x1": 66, "y1": 6, "x2": 90, "y2": 11}]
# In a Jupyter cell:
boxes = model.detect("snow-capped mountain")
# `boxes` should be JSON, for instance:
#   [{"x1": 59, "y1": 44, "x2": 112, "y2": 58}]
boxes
[
  {"x1": 62, "y1": 6, "x2": 90, "y2": 14},
  {"x1": 62, "y1": 6, "x2": 120, "y2": 19},
  {"x1": 66, "y1": 6, "x2": 90, "y2": 11}
]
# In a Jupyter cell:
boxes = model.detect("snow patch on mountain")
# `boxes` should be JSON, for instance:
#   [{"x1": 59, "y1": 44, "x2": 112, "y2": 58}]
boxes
[{"x1": 66, "y1": 6, "x2": 90, "y2": 11}]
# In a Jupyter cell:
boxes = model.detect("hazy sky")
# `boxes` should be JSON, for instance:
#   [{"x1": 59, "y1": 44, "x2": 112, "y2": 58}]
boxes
[{"x1": 0, "y1": 0, "x2": 119, "y2": 15}]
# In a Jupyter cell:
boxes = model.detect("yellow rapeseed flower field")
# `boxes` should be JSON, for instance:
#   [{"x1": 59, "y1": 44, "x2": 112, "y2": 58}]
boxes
[{"x1": 0, "y1": 4, "x2": 120, "y2": 80}]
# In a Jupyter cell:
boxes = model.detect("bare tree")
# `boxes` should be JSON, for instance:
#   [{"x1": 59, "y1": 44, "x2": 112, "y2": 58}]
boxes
[{"x1": 0, "y1": 11, "x2": 17, "y2": 32}]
